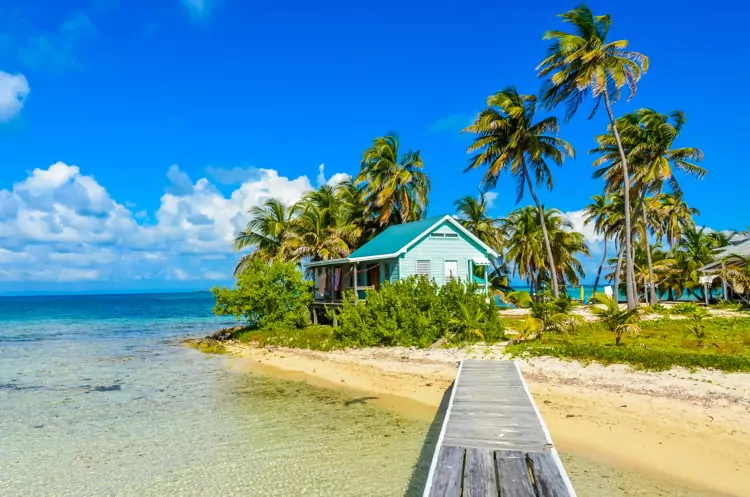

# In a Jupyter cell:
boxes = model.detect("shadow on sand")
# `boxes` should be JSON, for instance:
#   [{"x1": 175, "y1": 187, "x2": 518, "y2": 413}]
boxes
[{"x1": 403, "y1": 384, "x2": 453, "y2": 497}]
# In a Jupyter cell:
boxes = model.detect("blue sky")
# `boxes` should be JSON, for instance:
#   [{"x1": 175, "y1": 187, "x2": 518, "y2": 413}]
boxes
[{"x1": 0, "y1": 0, "x2": 747, "y2": 294}]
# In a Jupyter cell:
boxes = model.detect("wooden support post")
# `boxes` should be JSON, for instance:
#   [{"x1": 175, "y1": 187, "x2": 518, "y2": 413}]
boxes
[
  {"x1": 722, "y1": 260, "x2": 728, "y2": 301},
  {"x1": 353, "y1": 262, "x2": 358, "y2": 301}
]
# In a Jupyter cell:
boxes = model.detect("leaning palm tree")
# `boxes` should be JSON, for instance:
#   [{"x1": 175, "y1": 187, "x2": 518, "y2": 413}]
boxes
[
  {"x1": 356, "y1": 133, "x2": 430, "y2": 228},
  {"x1": 233, "y1": 198, "x2": 297, "y2": 274},
  {"x1": 592, "y1": 109, "x2": 706, "y2": 304},
  {"x1": 463, "y1": 88, "x2": 575, "y2": 298},
  {"x1": 583, "y1": 194, "x2": 611, "y2": 296},
  {"x1": 538, "y1": 5, "x2": 648, "y2": 310}
]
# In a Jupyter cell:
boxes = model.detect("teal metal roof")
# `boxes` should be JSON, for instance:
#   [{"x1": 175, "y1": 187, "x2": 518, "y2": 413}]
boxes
[{"x1": 349, "y1": 215, "x2": 446, "y2": 260}]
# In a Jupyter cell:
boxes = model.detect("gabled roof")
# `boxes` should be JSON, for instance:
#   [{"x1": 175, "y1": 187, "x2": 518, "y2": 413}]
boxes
[
  {"x1": 306, "y1": 214, "x2": 498, "y2": 268},
  {"x1": 348, "y1": 215, "x2": 446, "y2": 260}
]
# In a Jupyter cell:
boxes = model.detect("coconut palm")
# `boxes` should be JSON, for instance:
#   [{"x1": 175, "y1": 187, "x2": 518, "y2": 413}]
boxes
[
  {"x1": 356, "y1": 133, "x2": 430, "y2": 228},
  {"x1": 287, "y1": 203, "x2": 360, "y2": 262},
  {"x1": 656, "y1": 191, "x2": 699, "y2": 248},
  {"x1": 538, "y1": 5, "x2": 649, "y2": 310},
  {"x1": 454, "y1": 193, "x2": 512, "y2": 293},
  {"x1": 501, "y1": 206, "x2": 588, "y2": 294},
  {"x1": 583, "y1": 194, "x2": 611, "y2": 296},
  {"x1": 592, "y1": 109, "x2": 706, "y2": 304},
  {"x1": 590, "y1": 294, "x2": 640, "y2": 345},
  {"x1": 463, "y1": 87, "x2": 575, "y2": 298},
  {"x1": 453, "y1": 193, "x2": 502, "y2": 252},
  {"x1": 233, "y1": 198, "x2": 297, "y2": 274}
]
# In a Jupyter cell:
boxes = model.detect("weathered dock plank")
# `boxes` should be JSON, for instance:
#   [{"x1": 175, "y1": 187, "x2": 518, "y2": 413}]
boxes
[
  {"x1": 463, "y1": 448, "x2": 497, "y2": 497},
  {"x1": 495, "y1": 451, "x2": 535, "y2": 497},
  {"x1": 424, "y1": 360, "x2": 576, "y2": 497}
]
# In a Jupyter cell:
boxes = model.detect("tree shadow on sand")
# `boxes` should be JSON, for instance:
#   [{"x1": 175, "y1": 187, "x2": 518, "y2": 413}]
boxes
[{"x1": 403, "y1": 384, "x2": 453, "y2": 497}]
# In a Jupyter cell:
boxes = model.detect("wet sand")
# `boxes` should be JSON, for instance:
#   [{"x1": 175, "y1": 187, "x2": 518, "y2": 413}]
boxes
[{"x1": 221, "y1": 343, "x2": 750, "y2": 497}]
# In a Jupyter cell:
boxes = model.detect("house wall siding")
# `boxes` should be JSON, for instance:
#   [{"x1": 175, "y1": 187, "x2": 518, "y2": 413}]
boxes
[{"x1": 399, "y1": 221, "x2": 485, "y2": 286}]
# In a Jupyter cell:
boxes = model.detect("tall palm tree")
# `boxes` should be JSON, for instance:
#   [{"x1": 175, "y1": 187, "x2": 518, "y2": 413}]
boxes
[
  {"x1": 583, "y1": 194, "x2": 611, "y2": 296},
  {"x1": 463, "y1": 87, "x2": 575, "y2": 298},
  {"x1": 356, "y1": 133, "x2": 430, "y2": 228},
  {"x1": 233, "y1": 198, "x2": 297, "y2": 274},
  {"x1": 538, "y1": 5, "x2": 648, "y2": 310},
  {"x1": 591, "y1": 109, "x2": 706, "y2": 304}
]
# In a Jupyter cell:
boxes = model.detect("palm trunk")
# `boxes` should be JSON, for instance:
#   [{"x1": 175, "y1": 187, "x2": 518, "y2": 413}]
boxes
[
  {"x1": 592, "y1": 234, "x2": 608, "y2": 296},
  {"x1": 614, "y1": 242, "x2": 624, "y2": 303},
  {"x1": 603, "y1": 91, "x2": 636, "y2": 310},
  {"x1": 640, "y1": 198, "x2": 657, "y2": 305},
  {"x1": 523, "y1": 167, "x2": 559, "y2": 299}
]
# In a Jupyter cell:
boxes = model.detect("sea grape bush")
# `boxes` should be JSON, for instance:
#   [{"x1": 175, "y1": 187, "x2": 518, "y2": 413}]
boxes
[
  {"x1": 212, "y1": 259, "x2": 312, "y2": 329},
  {"x1": 333, "y1": 276, "x2": 504, "y2": 347}
]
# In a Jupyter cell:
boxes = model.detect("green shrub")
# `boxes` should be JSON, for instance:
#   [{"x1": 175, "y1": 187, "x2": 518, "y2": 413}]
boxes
[
  {"x1": 713, "y1": 300, "x2": 743, "y2": 311},
  {"x1": 233, "y1": 325, "x2": 339, "y2": 351},
  {"x1": 212, "y1": 259, "x2": 313, "y2": 329},
  {"x1": 671, "y1": 302, "x2": 700, "y2": 315},
  {"x1": 505, "y1": 290, "x2": 533, "y2": 308},
  {"x1": 333, "y1": 277, "x2": 504, "y2": 347}
]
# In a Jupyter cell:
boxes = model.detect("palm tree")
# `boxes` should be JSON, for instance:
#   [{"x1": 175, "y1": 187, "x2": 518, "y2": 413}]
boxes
[
  {"x1": 233, "y1": 198, "x2": 297, "y2": 274},
  {"x1": 538, "y1": 5, "x2": 648, "y2": 310},
  {"x1": 287, "y1": 203, "x2": 359, "y2": 262},
  {"x1": 463, "y1": 88, "x2": 575, "y2": 298},
  {"x1": 583, "y1": 194, "x2": 611, "y2": 296},
  {"x1": 501, "y1": 206, "x2": 588, "y2": 294},
  {"x1": 454, "y1": 193, "x2": 511, "y2": 293},
  {"x1": 356, "y1": 133, "x2": 430, "y2": 228},
  {"x1": 453, "y1": 193, "x2": 502, "y2": 252},
  {"x1": 591, "y1": 109, "x2": 706, "y2": 304},
  {"x1": 590, "y1": 294, "x2": 640, "y2": 345},
  {"x1": 656, "y1": 191, "x2": 699, "y2": 248}
]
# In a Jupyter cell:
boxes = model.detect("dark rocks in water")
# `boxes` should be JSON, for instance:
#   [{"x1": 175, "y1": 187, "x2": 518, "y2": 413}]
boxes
[
  {"x1": 206, "y1": 325, "x2": 245, "y2": 341},
  {"x1": 0, "y1": 383, "x2": 43, "y2": 391},
  {"x1": 87, "y1": 384, "x2": 122, "y2": 393}
]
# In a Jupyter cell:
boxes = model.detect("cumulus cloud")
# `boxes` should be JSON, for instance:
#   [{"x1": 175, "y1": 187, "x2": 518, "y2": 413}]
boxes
[
  {"x1": 316, "y1": 163, "x2": 351, "y2": 187},
  {"x1": 0, "y1": 161, "x2": 329, "y2": 284},
  {"x1": 483, "y1": 191, "x2": 498, "y2": 209},
  {"x1": 561, "y1": 209, "x2": 602, "y2": 243},
  {"x1": 0, "y1": 72, "x2": 30, "y2": 121}
]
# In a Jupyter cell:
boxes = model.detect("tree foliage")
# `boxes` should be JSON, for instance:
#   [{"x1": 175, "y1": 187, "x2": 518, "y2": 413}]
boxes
[{"x1": 212, "y1": 259, "x2": 313, "y2": 329}]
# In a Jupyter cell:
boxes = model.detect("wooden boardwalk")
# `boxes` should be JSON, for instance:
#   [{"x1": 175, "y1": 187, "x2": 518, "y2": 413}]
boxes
[{"x1": 423, "y1": 360, "x2": 576, "y2": 497}]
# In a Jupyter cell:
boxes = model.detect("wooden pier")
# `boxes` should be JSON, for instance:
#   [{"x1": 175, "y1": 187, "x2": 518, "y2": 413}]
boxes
[{"x1": 423, "y1": 360, "x2": 576, "y2": 497}]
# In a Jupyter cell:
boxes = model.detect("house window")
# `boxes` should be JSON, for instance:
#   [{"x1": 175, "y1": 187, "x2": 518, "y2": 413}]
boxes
[
  {"x1": 416, "y1": 260, "x2": 431, "y2": 276},
  {"x1": 444, "y1": 261, "x2": 458, "y2": 282},
  {"x1": 444, "y1": 233, "x2": 459, "y2": 238},
  {"x1": 384, "y1": 263, "x2": 390, "y2": 282},
  {"x1": 430, "y1": 233, "x2": 445, "y2": 238}
]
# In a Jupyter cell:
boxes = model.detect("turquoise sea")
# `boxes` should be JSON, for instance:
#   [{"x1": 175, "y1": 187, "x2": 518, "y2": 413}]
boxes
[{"x1": 0, "y1": 292, "x2": 711, "y2": 496}]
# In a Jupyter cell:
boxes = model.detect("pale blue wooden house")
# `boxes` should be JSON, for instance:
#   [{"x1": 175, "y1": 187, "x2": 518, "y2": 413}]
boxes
[{"x1": 307, "y1": 214, "x2": 498, "y2": 301}]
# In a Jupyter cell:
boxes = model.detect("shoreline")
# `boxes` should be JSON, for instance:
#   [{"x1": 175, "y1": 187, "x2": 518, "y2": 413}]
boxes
[{"x1": 212, "y1": 341, "x2": 750, "y2": 497}]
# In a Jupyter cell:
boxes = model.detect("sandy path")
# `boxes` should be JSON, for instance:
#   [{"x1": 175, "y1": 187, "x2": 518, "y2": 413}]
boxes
[{"x1": 221, "y1": 343, "x2": 750, "y2": 497}]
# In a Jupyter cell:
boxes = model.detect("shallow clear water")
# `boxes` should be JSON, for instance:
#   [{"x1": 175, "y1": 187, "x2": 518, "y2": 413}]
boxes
[
  {"x1": 1, "y1": 292, "x2": 711, "y2": 496},
  {"x1": 0, "y1": 293, "x2": 431, "y2": 496}
]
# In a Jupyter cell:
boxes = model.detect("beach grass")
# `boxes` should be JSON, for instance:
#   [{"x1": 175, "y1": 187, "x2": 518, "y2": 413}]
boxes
[
  {"x1": 232, "y1": 325, "x2": 341, "y2": 351},
  {"x1": 507, "y1": 317, "x2": 750, "y2": 372}
]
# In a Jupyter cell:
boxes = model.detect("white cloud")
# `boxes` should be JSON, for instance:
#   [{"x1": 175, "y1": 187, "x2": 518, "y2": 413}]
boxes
[
  {"x1": 0, "y1": 161, "x2": 335, "y2": 284},
  {"x1": 483, "y1": 191, "x2": 498, "y2": 209},
  {"x1": 316, "y1": 163, "x2": 351, "y2": 187},
  {"x1": 0, "y1": 72, "x2": 30, "y2": 121},
  {"x1": 561, "y1": 209, "x2": 602, "y2": 243}
]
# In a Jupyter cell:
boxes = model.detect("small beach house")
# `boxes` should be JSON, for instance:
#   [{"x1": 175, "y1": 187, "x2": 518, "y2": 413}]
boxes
[
  {"x1": 307, "y1": 214, "x2": 498, "y2": 301},
  {"x1": 699, "y1": 236, "x2": 750, "y2": 302}
]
